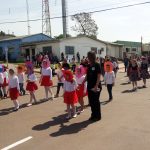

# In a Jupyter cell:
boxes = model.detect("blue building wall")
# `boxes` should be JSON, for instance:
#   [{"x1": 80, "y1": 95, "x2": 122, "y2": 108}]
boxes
[{"x1": 0, "y1": 33, "x2": 51, "y2": 61}]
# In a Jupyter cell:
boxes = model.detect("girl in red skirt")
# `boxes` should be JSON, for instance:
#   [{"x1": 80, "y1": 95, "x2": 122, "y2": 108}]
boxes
[
  {"x1": 75, "y1": 65, "x2": 87, "y2": 113},
  {"x1": 40, "y1": 58, "x2": 54, "y2": 100},
  {"x1": 26, "y1": 65, "x2": 38, "y2": 107},
  {"x1": 63, "y1": 70, "x2": 78, "y2": 119},
  {"x1": 2, "y1": 66, "x2": 9, "y2": 98},
  {"x1": 8, "y1": 69, "x2": 20, "y2": 111}
]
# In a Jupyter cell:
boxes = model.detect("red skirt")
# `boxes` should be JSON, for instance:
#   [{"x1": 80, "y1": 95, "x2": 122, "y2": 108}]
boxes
[
  {"x1": 64, "y1": 91, "x2": 78, "y2": 104},
  {"x1": 26, "y1": 82, "x2": 38, "y2": 92},
  {"x1": 2, "y1": 78, "x2": 8, "y2": 87},
  {"x1": 76, "y1": 84, "x2": 85, "y2": 98},
  {"x1": 9, "y1": 87, "x2": 19, "y2": 100},
  {"x1": 41, "y1": 76, "x2": 53, "y2": 86}
]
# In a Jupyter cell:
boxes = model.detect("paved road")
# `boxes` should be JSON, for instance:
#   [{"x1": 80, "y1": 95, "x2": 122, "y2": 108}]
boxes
[{"x1": 1, "y1": 68, "x2": 150, "y2": 150}]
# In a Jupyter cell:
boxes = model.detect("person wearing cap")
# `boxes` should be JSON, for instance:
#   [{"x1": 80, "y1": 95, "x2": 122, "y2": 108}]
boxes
[
  {"x1": 26, "y1": 64, "x2": 38, "y2": 107},
  {"x1": 40, "y1": 58, "x2": 54, "y2": 100},
  {"x1": 140, "y1": 56, "x2": 149, "y2": 88},
  {"x1": 63, "y1": 70, "x2": 78, "y2": 119}
]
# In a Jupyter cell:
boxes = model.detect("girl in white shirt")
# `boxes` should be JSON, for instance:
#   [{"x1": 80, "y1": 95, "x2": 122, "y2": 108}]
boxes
[
  {"x1": 26, "y1": 65, "x2": 38, "y2": 107},
  {"x1": 63, "y1": 70, "x2": 78, "y2": 119},
  {"x1": 55, "y1": 62, "x2": 64, "y2": 98},
  {"x1": 17, "y1": 66, "x2": 26, "y2": 95},
  {"x1": 104, "y1": 65, "x2": 115, "y2": 101},
  {"x1": 75, "y1": 65, "x2": 87, "y2": 113},
  {"x1": 8, "y1": 69, "x2": 20, "y2": 111},
  {"x1": 40, "y1": 58, "x2": 54, "y2": 100}
]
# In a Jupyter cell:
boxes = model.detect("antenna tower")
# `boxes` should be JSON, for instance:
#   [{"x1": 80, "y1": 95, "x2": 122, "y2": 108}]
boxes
[{"x1": 42, "y1": 0, "x2": 52, "y2": 36}]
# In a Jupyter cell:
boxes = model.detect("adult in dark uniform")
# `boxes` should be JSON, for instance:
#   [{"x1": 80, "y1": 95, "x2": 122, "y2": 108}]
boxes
[{"x1": 84, "y1": 51, "x2": 102, "y2": 122}]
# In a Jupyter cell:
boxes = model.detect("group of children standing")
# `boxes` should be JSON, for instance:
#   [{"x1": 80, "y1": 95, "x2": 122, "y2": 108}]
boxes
[{"x1": 1, "y1": 57, "x2": 88, "y2": 119}]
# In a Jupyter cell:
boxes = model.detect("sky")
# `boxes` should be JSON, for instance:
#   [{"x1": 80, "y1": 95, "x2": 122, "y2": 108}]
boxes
[{"x1": 0, "y1": 0, "x2": 150, "y2": 43}]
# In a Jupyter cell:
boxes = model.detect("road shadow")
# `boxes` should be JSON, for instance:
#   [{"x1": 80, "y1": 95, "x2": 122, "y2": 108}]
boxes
[
  {"x1": 121, "y1": 89, "x2": 136, "y2": 93},
  {"x1": 50, "y1": 120, "x2": 92, "y2": 137},
  {"x1": 0, "y1": 98, "x2": 51, "y2": 116},
  {"x1": 101, "y1": 100, "x2": 111, "y2": 105},
  {"x1": 32, "y1": 114, "x2": 69, "y2": 131},
  {"x1": 120, "y1": 82, "x2": 131, "y2": 85}
]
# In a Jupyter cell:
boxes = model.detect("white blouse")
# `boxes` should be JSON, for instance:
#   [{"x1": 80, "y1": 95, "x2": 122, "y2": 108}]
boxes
[
  {"x1": 3, "y1": 71, "x2": 9, "y2": 83},
  {"x1": 63, "y1": 80, "x2": 78, "y2": 92},
  {"x1": 18, "y1": 73, "x2": 25, "y2": 83},
  {"x1": 41, "y1": 67, "x2": 52, "y2": 80},
  {"x1": 8, "y1": 75, "x2": 20, "y2": 91},
  {"x1": 104, "y1": 71, "x2": 115, "y2": 84},
  {"x1": 75, "y1": 75, "x2": 85, "y2": 84},
  {"x1": 56, "y1": 69, "x2": 64, "y2": 83},
  {"x1": 28, "y1": 74, "x2": 37, "y2": 82}
]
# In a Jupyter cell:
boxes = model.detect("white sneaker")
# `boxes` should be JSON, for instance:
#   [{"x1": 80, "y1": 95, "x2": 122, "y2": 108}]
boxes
[
  {"x1": 27, "y1": 103, "x2": 32, "y2": 107},
  {"x1": 80, "y1": 109, "x2": 84, "y2": 113},
  {"x1": 73, "y1": 114, "x2": 77, "y2": 118},
  {"x1": 66, "y1": 115, "x2": 71, "y2": 119}
]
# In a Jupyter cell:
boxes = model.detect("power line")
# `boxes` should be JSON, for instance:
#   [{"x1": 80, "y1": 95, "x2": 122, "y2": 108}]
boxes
[{"x1": 0, "y1": 1, "x2": 150, "y2": 25}]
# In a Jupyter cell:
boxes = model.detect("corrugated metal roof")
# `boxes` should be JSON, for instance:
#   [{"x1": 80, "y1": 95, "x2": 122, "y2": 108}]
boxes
[
  {"x1": 115, "y1": 40, "x2": 141, "y2": 47},
  {"x1": 0, "y1": 33, "x2": 52, "y2": 42}
]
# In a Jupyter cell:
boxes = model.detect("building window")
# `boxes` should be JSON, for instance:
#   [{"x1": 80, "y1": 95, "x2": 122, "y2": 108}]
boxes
[
  {"x1": 91, "y1": 47, "x2": 97, "y2": 54},
  {"x1": 126, "y1": 48, "x2": 130, "y2": 52},
  {"x1": 43, "y1": 46, "x2": 52, "y2": 54},
  {"x1": 132, "y1": 48, "x2": 137, "y2": 52},
  {"x1": 65, "y1": 46, "x2": 75, "y2": 55}
]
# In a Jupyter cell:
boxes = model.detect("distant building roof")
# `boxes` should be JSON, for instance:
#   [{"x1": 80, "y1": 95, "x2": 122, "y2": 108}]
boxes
[
  {"x1": 0, "y1": 33, "x2": 52, "y2": 42},
  {"x1": 115, "y1": 40, "x2": 141, "y2": 47}
]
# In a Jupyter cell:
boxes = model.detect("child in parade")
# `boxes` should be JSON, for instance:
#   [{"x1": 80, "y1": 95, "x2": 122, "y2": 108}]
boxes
[
  {"x1": 17, "y1": 66, "x2": 26, "y2": 95},
  {"x1": 63, "y1": 70, "x2": 78, "y2": 119},
  {"x1": 2, "y1": 66, "x2": 9, "y2": 98},
  {"x1": 130, "y1": 59, "x2": 140, "y2": 91},
  {"x1": 8, "y1": 69, "x2": 20, "y2": 111},
  {"x1": 26, "y1": 64, "x2": 38, "y2": 106},
  {"x1": 0, "y1": 65, "x2": 4, "y2": 99},
  {"x1": 104, "y1": 64, "x2": 115, "y2": 101},
  {"x1": 75, "y1": 65, "x2": 87, "y2": 113},
  {"x1": 40, "y1": 58, "x2": 54, "y2": 100},
  {"x1": 55, "y1": 62, "x2": 64, "y2": 98},
  {"x1": 140, "y1": 56, "x2": 149, "y2": 88}
]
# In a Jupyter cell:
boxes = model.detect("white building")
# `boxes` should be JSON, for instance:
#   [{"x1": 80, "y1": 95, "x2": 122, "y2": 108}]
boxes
[{"x1": 21, "y1": 36, "x2": 107, "y2": 61}]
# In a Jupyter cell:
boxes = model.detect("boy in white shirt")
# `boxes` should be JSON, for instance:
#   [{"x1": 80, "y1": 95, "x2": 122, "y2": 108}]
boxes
[
  {"x1": 104, "y1": 65, "x2": 115, "y2": 101},
  {"x1": 0, "y1": 66, "x2": 4, "y2": 98}
]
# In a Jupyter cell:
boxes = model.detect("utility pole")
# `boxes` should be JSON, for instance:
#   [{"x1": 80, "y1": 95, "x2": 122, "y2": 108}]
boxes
[
  {"x1": 42, "y1": 0, "x2": 52, "y2": 37},
  {"x1": 62, "y1": 0, "x2": 68, "y2": 38},
  {"x1": 26, "y1": 0, "x2": 30, "y2": 35}
]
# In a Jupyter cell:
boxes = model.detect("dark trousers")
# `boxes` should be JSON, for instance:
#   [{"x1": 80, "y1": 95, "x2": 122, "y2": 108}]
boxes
[
  {"x1": 19, "y1": 83, "x2": 26, "y2": 95},
  {"x1": 56, "y1": 83, "x2": 64, "y2": 95},
  {"x1": 107, "y1": 84, "x2": 113, "y2": 100},
  {"x1": 0, "y1": 87, "x2": 3, "y2": 97},
  {"x1": 125, "y1": 65, "x2": 127, "y2": 72},
  {"x1": 88, "y1": 90, "x2": 101, "y2": 119}
]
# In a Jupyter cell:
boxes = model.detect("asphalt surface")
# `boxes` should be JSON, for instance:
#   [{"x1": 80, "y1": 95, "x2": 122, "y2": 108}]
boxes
[{"x1": 1, "y1": 68, "x2": 150, "y2": 150}]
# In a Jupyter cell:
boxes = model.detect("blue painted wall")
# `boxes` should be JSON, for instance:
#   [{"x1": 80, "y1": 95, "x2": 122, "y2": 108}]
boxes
[{"x1": 0, "y1": 33, "x2": 52, "y2": 61}]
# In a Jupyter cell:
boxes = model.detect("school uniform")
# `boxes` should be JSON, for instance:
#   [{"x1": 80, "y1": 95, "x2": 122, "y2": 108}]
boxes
[
  {"x1": 87, "y1": 62, "x2": 102, "y2": 121},
  {"x1": 18, "y1": 72, "x2": 26, "y2": 95},
  {"x1": 76, "y1": 75, "x2": 87, "y2": 98},
  {"x1": 41, "y1": 67, "x2": 53, "y2": 86},
  {"x1": 26, "y1": 74, "x2": 38, "y2": 92},
  {"x1": 56, "y1": 69, "x2": 64, "y2": 95},
  {"x1": 63, "y1": 80, "x2": 78, "y2": 105},
  {"x1": 104, "y1": 71, "x2": 115, "y2": 100},
  {"x1": 140, "y1": 63, "x2": 150, "y2": 79},
  {"x1": 8, "y1": 75, "x2": 20, "y2": 100},
  {"x1": 2, "y1": 71, "x2": 9, "y2": 87}
]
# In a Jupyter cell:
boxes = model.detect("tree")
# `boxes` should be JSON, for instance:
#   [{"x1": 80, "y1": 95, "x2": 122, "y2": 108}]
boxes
[
  {"x1": 71, "y1": 12, "x2": 98, "y2": 38},
  {"x1": 54, "y1": 34, "x2": 71, "y2": 39}
]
